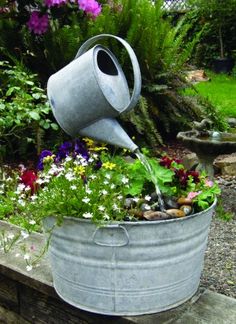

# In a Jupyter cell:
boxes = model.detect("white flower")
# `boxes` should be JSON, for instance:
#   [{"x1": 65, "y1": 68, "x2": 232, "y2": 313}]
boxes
[
  {"x1": 88, "y1": 157, "x2": 94, "y2": 163},
  {"x1": 100, "y1": 189, "x2": 108, "y2": 196},
  {"x1": 15, "y1": 183, "x2": 25, "y2": 193},
  {"x1": 65, "y1": 172, "x2": 75, "y2": 181},
  {"x1": 121, "y1": 176, "x2": 129, "y2": 184},
  {"x1": 98, "y1": 205, "x2": 105, "y2": 211},
  {"x1": 82, "y1": 197, "x2": 90, "y2": 204},
  {"x1": 90, "y1": 175, "x2": 97, "y2": 180},
  {"x1": 24, "y1": 254, "x2": 30, "y2": 260},
  {"x1": 65, "y1": 156, "x2": 72, "y2": 162},
  {"x1": 133, "y1": 197, "x2": 140, "y2": 203},
  {"x1": 85, "y1": 188, "x2": 92, "y2": 195},
  {"x1": 83, "y1": 212, "x2": 93, "y2": 219},
  {"x1": 18, "y1": 199, "x2": 26, "y2": 206},
  {"x1": 105, "y1": 173, "x2": 111, "y2": 179},
  {"x1": 70, "y1": 185, "x2": 77, "y2": 190},
  {"x1": 7, "y1": 233, "x2": 15, "y2": 240},
  {"x1": 18, "y1": 163, "x2": 26, "y2": 172},
  {"x1": 110, "y1": 183, "x2": 115, "y2": 189},
  {"x1": 103, "y1": 180, "x2": 109, "y2": 185},
  {"x1": 112, "y1": 204, "x2": 119, "y2": 211},
  {"x1": 117, "y1": 195, "x2": 123, "y2": 200},
  {"x1": 29, "y1": 220, "x2": 36, "y2": 225},
  {"x1": 26, "y1": 265, "x2": 33, "y2": 272},
  {"x1": 21, "y1": 231, "x2": 29, "y2": 239},
  {"x1": 36, "y1": 178, "x2": 45, "y2": 185},
  {"x1": 103, "y1": 213, "x2": 110, "y2": 220},
  {"x1": 24, "y1": 186, "x2": 31, "y2": 192},
  {"x1": 31, "y1": 195, "x2": 37, "y2": 201},
  {"x1": 15, "y1": 253, "x2": 20, "y2": 258},
  {"x1": 81, "y1": 160, "x2": 88, "y2": 167},
  {"x1": 145, "y1": 195, "x2": 152, "y2": 201}
]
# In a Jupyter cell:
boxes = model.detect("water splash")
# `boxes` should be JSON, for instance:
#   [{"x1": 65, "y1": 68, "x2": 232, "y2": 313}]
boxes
[{"x1": 134, "y1": 149, "x2": 165, "y2": 212}]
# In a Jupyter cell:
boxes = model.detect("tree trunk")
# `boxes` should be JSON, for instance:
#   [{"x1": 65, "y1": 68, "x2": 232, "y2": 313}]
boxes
[{"x1": 219, "y1": 26, "x2": 224, "y2": 58}]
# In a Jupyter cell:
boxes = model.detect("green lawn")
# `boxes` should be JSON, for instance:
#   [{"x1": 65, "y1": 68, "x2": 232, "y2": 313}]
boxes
[{"x1": 183, "y1": 72, "x2": 236, "y2": 118}]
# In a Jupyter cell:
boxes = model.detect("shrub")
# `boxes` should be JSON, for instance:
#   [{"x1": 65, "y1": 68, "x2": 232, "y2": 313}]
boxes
[{"x1": 0, "y1": 60, "x2": 59, "y2": 162}]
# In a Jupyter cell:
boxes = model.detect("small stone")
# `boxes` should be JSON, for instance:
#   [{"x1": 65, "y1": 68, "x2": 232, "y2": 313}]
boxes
[
  {"x1": 141, "y1": 203, "x2": 152, "y2": 212},
  {"x1": 143, "y1": 210, "x2": 171, "y2": 221},
  {"x1": 129, "y1": 209, "x2": 143, "y2": 219},
  {"x1": 124, "y1": 198, "x2": 134, "y2": 209},
  {"x1": 177, "y1": 197, "x2": 192, "y2": 205},
  {"x1": 150, "y1": 192, "x2": 158, "y2": 201},
  {"x1": 164, "y1": 197, "x2": 178, "y2": 209},
  {"x1": 166, "y1": 209, "x2": 185, "y2": 218},
  {"x1": 180, "y1": 205, "x2": 192, "y2": 215}
]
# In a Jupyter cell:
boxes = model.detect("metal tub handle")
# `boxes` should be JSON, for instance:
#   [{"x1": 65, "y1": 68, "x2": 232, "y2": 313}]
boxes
[{"x1": 92, "y1": 224, "x2": 130, "y2": 247}]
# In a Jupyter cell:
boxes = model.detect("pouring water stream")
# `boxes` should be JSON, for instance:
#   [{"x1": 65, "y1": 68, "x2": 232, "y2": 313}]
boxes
[{"x1": 134, "y1": 149, "x2": 166, "y2": 212}]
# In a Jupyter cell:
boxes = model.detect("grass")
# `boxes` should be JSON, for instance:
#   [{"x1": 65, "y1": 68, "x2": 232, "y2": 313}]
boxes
[{"x1": 182, "y1": 72, "x2": 236, "y2": 118}]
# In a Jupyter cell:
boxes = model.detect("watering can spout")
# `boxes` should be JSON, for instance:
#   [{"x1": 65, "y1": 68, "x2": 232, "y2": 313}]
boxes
[{"x1": 79, "y1": 118, "x2": 138, "y2": 152}]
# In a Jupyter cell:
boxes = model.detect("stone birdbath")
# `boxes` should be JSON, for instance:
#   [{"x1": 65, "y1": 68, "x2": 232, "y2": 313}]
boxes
[{"x1": 177, "y1": 121, "x2": 236, "y2": 178}]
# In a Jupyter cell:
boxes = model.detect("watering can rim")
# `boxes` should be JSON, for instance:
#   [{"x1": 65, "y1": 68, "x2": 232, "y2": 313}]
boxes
[{"x1": 75, "y1": 33, "x2": 142, "y2": 114}]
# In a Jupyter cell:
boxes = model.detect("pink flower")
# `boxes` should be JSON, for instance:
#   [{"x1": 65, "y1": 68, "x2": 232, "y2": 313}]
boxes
[
  {"x1": 44, "y1": 0, "x2": 67, "y2": 7},
  {"x1": 78, "y1": 0, "x2": 102, "y2": 18},
  {"x1": 27, "y1": 11, "x2": 49, "y2": 35},
  {"x1": 187, "y1": 191, "x2": 202, "y2": 200},
  {"x1": 205, "y1": 179, "x2": 214, "y2": 187}
]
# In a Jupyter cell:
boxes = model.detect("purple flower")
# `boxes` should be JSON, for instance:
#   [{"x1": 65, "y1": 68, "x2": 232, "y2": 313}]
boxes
[
  {"x1": 55, "y1": 141, "x2": 73, "y2": 161},
  {"x1": 27, "y1": 11, "x2": 49, "y2": 35},
  {"x1": 74, "y1": 139, "x2": 89, "y2": 160},
  {"x1": 37, "y1": 150, "x2": 53, "y2": 170},
  {"x1": 44, "y1": 0, "x2": 67, "y2": 7},
  {"x1": 94, "y1": 159, "x2": 102, "y2": 170},
  {"x1": 78, "y1": 0, "x2": 102, "y2": 18}
]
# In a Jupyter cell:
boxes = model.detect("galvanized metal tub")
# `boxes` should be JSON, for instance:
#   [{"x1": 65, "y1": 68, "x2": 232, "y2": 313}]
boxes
[{"x1": 43, "y1": 200, "x2": 216, "y2": 316}]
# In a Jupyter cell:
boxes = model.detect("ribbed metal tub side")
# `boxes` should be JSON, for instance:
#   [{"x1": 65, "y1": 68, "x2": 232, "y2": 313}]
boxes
[{"x1": 44, "y1": 200, "x2": 216, "y2": 315}]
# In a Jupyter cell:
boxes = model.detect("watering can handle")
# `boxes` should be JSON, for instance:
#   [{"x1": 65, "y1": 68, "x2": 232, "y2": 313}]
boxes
[{"x1": 75, "y1": 34, "x2": 142, "y2": 113}]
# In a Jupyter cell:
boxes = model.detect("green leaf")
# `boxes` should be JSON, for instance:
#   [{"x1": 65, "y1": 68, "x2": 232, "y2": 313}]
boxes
[
  {"x1": 51, "y1": 123, "x2": 59, "y2": 130},
  {"x1": 32, "y1": 93, "x2": 41, "y2": 100},
  {"x1": 29, "y1": 111, "x2": 40, "y2": 120},
  {"x1": 25, "y1": 81, "x2": 34, "y2": 86},
  {"x1": 43, "y1": 122, "x2": 50, "y2": 129}
]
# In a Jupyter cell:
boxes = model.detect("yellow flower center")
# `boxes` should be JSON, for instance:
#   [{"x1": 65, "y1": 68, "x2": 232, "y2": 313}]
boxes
[
  {"x1": 43, "y1": 155, "x2": 54, "y2": 164},
  {"x1": 83, "y1": 137, "x2": 94, "y2": 148},
  {"x1": 74, "y1": 165, "x2": 85, "y2": 175},
  {"x1": 102, "y1": 162, "x2": 116, "y2": 170}
]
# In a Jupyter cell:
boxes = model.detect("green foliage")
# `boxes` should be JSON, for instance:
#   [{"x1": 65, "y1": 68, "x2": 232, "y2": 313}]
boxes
[
  {"x1": 182, "y1": 72, "x2": 236, "y2": 123},
  {"x1": 0, "y1": 142, "x2": 220, "y2": 228},
  {"x1": 0, "y1": 61, "x2": 58, "y2": 161},
  {"x1": 0, "y1": 0, "x2": 222, "y2": 149},
  {"x1": 216, "y1": 197, "x2": 234, "y2": 222},
  {"x1": 187, "y1": 0, "x2": 236, "y2": 62}
]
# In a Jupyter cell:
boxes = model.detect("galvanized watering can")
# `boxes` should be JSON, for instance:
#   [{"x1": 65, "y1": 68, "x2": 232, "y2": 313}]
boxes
[{"x1": 47, "y1": 34, "x2": 141, "y2": 151}]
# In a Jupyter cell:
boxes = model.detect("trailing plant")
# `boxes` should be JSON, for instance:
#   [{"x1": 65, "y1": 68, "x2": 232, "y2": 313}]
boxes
[
  {"x1": 0, "y1": 138, "x2": 221, "y2": 269},
  {"x1": 0, "y1": 60, "x2": 58, "y2": 161}
]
